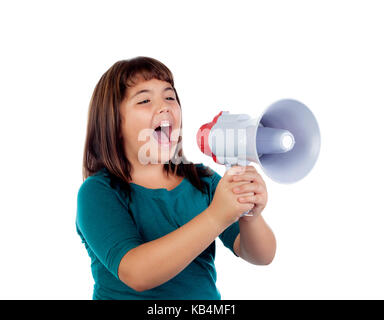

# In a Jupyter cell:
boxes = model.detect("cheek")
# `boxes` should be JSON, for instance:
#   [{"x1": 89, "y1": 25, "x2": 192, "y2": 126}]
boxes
[
  {"x1": 121, "y1": 112, "x2": 150, "y2": 147},
  {"x1": 122, "y1": 123, "x2": 138, "y2": 145},
  {"x1": 173, "y1": 106, "x2": 182, "y2": 127}
]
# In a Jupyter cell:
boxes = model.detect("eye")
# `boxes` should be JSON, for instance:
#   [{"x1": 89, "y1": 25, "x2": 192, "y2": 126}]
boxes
[
  {"x1": 166, "y1": 97, "x2": 175, "y2": 101},
  {"x1": 138, "y1": 99, "x2": 150, "y2": 104}
]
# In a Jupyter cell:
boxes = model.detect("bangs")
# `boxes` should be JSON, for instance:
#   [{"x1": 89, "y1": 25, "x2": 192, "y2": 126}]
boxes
[{"x1": 124, "y1": 57, "x2": 174, "y2": 89}]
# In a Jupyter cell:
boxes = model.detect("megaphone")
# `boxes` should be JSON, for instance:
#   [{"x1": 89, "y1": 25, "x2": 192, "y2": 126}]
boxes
[{"x1": 196, "y1": 99, "x2": 321, "y2": 184}]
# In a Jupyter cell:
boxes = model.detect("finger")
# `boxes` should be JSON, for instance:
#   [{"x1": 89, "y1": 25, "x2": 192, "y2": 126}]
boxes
[
  {"x1": 226, "y1": 166, "x2": 246, "y2": 177},
  {"x1": 233, "y1": 172, "x2": 266, "y2": 186},
  {"x1": 239, "y1": 202, "x2": 255, "y2": 212},
  {"x1": 227, "y1": 165, "x2": 256, "y2": 175},
  {"x1": 237, "y1": 191, "x2": 255, "y2": 198},
  {"x1": 226, "y1": 166, "x2": 267, "y2": 188},
  {"x1": 243, "y1": 165, "x2": 259, "y2": 174},
  {"x1": 243, "y1": 165, "x2": 263, "y2": 178},
  {"x1": 238, "y1": 194, "x2": 264, "y2": 204},
  {"x1": 232, "y1": 182, "x2": 264, "y2": 194},
  {"x1": 231, "y1": 173, "x2": 259, "y2": 183}
]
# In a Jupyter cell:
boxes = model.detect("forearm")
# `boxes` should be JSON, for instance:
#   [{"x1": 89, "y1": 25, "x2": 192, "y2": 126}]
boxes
[
  {"x1": 118, "y1": 206, "x2": 227, "y2": 291},
  {"x1": 238, "y1": 214, "x2": 276, "y2": 265}
]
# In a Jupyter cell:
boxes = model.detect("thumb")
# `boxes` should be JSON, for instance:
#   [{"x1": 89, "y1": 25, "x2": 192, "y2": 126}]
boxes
[
  {"x1": 225, "y1": 166, "x2": 246, "y2": 177},
  {"x1": 226, "y1": 166, "x2": 245, "y2": 176}
]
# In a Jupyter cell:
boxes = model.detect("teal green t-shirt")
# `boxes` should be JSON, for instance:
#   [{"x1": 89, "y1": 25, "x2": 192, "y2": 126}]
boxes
[{"x1": 76, "y1": 164, "x2": 240, "y2": 300}]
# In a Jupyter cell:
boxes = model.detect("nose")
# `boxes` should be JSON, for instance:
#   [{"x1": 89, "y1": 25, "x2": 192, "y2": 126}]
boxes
[{"x1": 157, "y1": 105, "x2": 171, "y2": 114}]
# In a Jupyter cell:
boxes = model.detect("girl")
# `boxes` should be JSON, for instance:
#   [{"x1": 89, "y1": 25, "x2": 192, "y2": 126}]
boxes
[{"x1": 76, "y1": 56, "x2": 276, "y2": 300}]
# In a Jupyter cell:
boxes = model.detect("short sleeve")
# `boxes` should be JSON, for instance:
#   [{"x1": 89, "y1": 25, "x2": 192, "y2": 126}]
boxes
[
  {"x1": 206, "y1": 166, "x2": 240, "y2": 257},
  {"x1": 76, "y1": 177, "x2": 144, "y2": 280}
]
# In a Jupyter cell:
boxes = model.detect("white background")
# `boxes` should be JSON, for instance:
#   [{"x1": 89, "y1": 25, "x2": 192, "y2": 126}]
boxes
[{"x1": 1, "y1": 0, "x2": 383, "y2": 299}]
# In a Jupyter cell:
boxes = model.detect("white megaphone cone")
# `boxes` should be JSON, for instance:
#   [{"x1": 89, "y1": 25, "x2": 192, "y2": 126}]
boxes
[{"x1": 196, "y1": 99, "x2": 321, "y2": 215}]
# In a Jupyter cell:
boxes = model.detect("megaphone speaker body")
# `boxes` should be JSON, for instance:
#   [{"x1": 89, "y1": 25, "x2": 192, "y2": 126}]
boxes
[{"x1": 196, "y1": 99, "x2": 321, "y2": 184}]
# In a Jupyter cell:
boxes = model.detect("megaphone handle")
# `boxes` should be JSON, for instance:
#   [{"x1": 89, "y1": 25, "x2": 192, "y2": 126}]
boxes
[{"x1": 224, "y1": 163, "x2": 254, "y2": 217}]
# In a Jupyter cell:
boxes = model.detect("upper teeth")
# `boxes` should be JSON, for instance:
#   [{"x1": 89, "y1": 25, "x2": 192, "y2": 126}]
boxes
[{"x1": 160, "y1": 121, "x2": 170, "y2": 127}]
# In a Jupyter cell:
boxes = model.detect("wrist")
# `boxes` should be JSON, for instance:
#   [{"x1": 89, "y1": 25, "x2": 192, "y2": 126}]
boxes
[
  {"x1": 240, "y1": 211, "x2": 263, "y2": 228},
  {"x1": 240, "y1": 203, "x2": 263, "y2": 221},
  {"x1": 205, "y1": 205, "x2": 231, "y2": 233}
]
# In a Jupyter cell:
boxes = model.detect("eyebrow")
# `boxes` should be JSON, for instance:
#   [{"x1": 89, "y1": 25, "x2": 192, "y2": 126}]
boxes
[{"x1": 131, "y1": 87, "x2": 175, "y2": 99}]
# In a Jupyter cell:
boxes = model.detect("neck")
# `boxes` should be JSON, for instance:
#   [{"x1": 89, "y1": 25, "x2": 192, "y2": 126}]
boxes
[{"x1": 129, "y1": 158, "x2": 174, "y2": 184}]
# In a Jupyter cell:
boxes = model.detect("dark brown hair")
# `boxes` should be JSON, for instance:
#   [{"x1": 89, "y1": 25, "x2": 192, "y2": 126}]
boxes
[{"x1": 82, "y1": 56, "x2": 213, "y2": 197}]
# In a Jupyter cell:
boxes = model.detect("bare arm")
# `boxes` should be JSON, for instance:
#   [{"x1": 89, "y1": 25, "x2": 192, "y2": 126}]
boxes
[
  {"x1": 118, "y1": 166, "x2": 254, "y2": 292},
  {"x1": 232, "y1": 165, "x2": 276, "y2": 265},
  {"x1": 118, "y1": 206, "x2": 227, "y2": 292},
  {"x1": 233, "y1": 214, "x2": 276, "y2": 265}
]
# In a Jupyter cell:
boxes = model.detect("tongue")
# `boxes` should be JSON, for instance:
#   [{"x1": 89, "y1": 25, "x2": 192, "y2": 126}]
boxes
[{"x1": 154, "y1": 130, "x2": 169, "y2": 144}]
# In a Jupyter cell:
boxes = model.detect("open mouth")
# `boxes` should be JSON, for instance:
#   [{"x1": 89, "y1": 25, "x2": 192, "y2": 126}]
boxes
[{"x1": 153, "y1": 121, "x2": 172, "y2": 145}]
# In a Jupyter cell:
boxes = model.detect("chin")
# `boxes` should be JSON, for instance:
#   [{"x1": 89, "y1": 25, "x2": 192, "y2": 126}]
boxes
[
  {"x1": 137, "y1": 141, "x2": 178, "y2": 165},
  {"x1": 157, "y1": 144, "x2": 179, "y2": 164}
]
